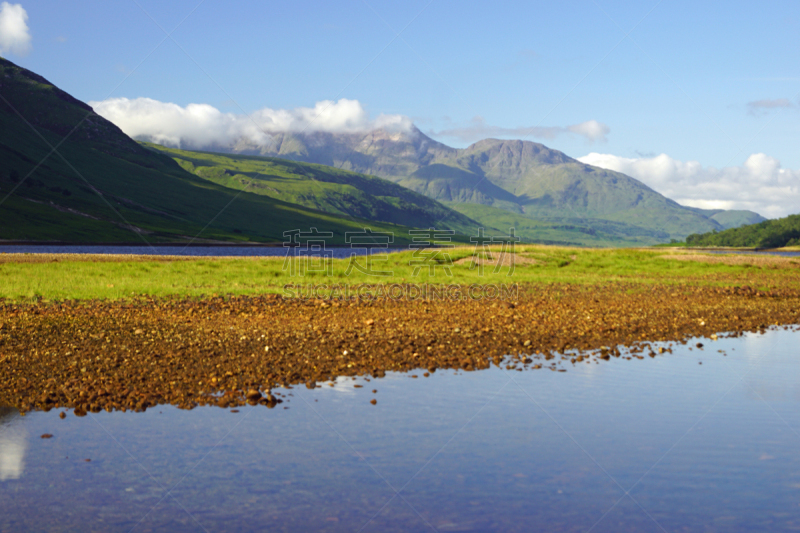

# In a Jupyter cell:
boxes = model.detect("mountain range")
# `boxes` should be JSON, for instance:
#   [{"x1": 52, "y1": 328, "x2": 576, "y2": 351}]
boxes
[
  {"x1": 195, "y1": 127, "x2": 765, "y2": 244},
  {"x1": 0, "y1": 56, "x2": 766, "y2": 246}
]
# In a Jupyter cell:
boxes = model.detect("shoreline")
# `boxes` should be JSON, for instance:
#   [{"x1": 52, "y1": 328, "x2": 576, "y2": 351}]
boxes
[
  {"x1": 2, "y1": 282, "x2": 799, "y2": 414},
  {"x1": 0, "y1": 241, "x2": 283, "y2": 247}
]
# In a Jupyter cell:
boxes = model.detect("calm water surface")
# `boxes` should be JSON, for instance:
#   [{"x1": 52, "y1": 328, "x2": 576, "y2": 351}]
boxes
[
  {"x1": 707, "y1": 250, "x2": 800, "y2": 257},
  {"x1": 2, "y1": 329, "x2": 800, "y2": 532},
  {"x1": 0, "y1": 245, "x2": 406, "y2": 258}
]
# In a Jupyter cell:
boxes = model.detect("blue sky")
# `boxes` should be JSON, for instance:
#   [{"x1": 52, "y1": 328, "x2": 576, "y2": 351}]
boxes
[{"x1": 3, "y1": 0, "x2": 800, "y2": 216}]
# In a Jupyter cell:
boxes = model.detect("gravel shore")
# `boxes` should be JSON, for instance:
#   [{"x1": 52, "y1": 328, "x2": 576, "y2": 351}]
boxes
[{"x1": 2, "y1": 282, "x2": 799, "y2": 414}]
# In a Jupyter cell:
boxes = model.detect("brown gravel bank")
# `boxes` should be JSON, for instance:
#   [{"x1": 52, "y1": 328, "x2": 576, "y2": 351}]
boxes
[{"x1": 1, "y1": 282, "x2": 800, "y2": 414}]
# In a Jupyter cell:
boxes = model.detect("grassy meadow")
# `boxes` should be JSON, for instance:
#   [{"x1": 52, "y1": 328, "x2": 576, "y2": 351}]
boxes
[
  {"x1": 1, "y1": 246, "x2": 798, "y2": 302},
  {"x1": 147, "y1": 144, "x2": 483, "y2": 236}
]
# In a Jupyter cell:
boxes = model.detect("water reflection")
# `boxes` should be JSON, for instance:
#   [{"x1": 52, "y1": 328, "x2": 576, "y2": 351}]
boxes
[
  {"x1": 0, "y1": 407, "x2": 26, "y2": 481},
  {"x1": 2, "y1": 329, "x2": 800, "y2": 531},
  {"x1": 0, "y1": 245, "x2": 404, "y2": 257}
]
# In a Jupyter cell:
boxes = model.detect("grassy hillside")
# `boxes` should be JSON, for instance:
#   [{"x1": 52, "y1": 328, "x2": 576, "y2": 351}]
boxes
[
  {"x1": 356, "y1": 154, "x2": 722, "y2": 245},
  {"x1": 146, "y1": 144, "x2": 682, "y2": 247},
  {"x1": 0, "y1": 58, "x2": 435, "y2": 244},
  {"x1": 448, "y1": 203, "x2": 671, "y2": 247},
  {"x1": 145, "y1": 144, "x2": 483, "y2": 236},
  {"x1": 685, "y1": 214, "x2": 800, "y2": 248},
  {"x1": 686, "y1": 208, "x2": 767, "y2": 229},
  {"x1": 436, "y1": 140, "x2": 728, "y2": 240},
  {"x1": 192, "y1": 129, "x2": 764, "y2": 243}
]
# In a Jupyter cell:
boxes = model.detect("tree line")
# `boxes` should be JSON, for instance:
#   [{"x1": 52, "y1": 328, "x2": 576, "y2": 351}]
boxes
[{"x1": 685, "y1": 214, "x2": 800, "y2": 248}]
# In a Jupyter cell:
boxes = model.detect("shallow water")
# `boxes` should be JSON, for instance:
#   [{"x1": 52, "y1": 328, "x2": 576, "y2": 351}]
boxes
[
  {"x1": 2, "y1": 329, "x2": 800, "y2": 532},
  {"x1": 0, "y1": 244, "x2": 407, "y2": 258},
  {"x1": 706, "y1": 250, "x2": 800, "y2": 257}
]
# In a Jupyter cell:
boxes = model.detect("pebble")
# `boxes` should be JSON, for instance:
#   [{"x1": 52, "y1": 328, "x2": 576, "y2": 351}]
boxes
[{"x1": 2, "y1": 285, "x2": 796, "y2": 415}]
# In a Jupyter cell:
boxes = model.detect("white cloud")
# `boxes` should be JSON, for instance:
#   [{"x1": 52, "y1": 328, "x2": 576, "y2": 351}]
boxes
[
  {"x1": 0, "y1": 417, "x2": 26, "y2": 481},
  {"x1": 747, "y1": 98, "x2": 795, "y2": 115},
  {"x1": 429, "y1": 116, "x2": 609, "y2": 144},
  {"x1": 578, "y1": 152, "x2": 800, "y2": 218},
  {"x1": 89, "y1": 97, "x2": 413, "y2": 150},
  {"x1": 567, "y1": 120, "x2": 609, "y2": 142},
  {"x1": 0, "y1": 2, "x2": 31, "y2": 56}
]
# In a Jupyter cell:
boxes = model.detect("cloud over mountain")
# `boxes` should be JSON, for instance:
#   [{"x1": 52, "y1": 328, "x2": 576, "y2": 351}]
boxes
[
  {"x1": 429, "y1": 116, "x2": 609, "y2": 144},
  {"x1": 92, "y1": 94, "x2": 609, "y2": 151},
  {"x1": 90, "y1": 97, "x2": 413, "y2": 149},
  {"x1": 578, "y1": 152, "x2": 800, "y2": 218},
  {"x1": 0, "y1": 2, "x2": 31, "y2": 56}
]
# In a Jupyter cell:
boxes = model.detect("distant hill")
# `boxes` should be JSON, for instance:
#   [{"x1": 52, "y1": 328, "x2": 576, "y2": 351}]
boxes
[
  {"x1": 176, "y1": 128, "x2": 765, "y2": 245},
  {"x1": 146, "y1": 144, "x2": 696, "y2": 247},
  {"x1": 685, "y1": 207, "x2": 767, "y2": 230},
  {"x1": 0, "y1": 58, "x2": 459, "y2": 244},
  {"x1": 685, "y1": 214, "x2": 800, "y2": 248},
  {"x1": 145, "y1": 144, "x2": 482, "y2": 237},
  {"x1": 448, "y1": 203, "x2": 673, "y2": 247}
]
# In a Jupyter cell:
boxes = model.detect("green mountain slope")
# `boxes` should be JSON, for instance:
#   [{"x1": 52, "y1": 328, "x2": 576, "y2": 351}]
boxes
[
  {"x1": 205, "y1": 129, "x2": 764, "y2": 244},
  {"x1": 145, "y1": 143, "x2": 669, "y2": 247},
  {"x1": 0, "y1": 58, "x2": 432, "y2": 244},
  {"x1": 685, "y1": 207, "x2": 767, "y2": 230},
  {"x1": 448, "y1": 203, "x2": 671, "y2": 247},
  {"x1": 438, "y1": 139, "x2": 727, "y2": 239},
  {"x1": 145, "y1": 144, "x2": 482, "y2": 236},
  {"x1": 685, "y1": 214, "x2": 800, "y2": 248}
]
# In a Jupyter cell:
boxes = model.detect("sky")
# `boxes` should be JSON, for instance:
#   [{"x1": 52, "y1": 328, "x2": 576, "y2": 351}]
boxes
[{"x1": 2, "y1": 0, "x2": 799, "y2": 217}]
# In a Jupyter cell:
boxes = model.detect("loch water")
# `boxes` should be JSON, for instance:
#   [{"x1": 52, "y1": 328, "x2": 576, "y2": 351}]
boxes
[
  {"x1": 2, "y1": 328, "x2": 800, "y2": 532},
  {"x1": 0, "y1": 245, "x2": 406, "y2": 258}
]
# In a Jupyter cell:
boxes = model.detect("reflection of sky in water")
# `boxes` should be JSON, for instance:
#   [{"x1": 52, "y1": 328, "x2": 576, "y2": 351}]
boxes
[
  {"x1": 0, "y1": 245, "x2": 405, "y2": 257},
  {"x1": 0, "y1": 409, "x2": 26, "y2": 481},
  {"x1": 1, "y1": 328, "x2": 800, "y2": 531}
]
